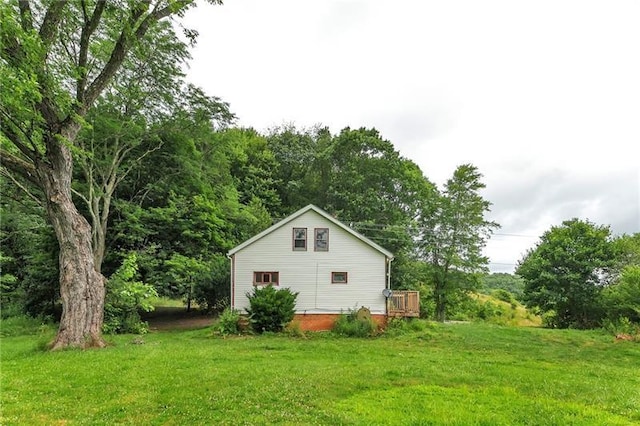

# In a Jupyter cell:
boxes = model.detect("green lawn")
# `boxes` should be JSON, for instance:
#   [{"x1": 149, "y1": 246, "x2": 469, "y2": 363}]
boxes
[{"x1": 1, "y1": 322, "x2": 639, "y2": 425}]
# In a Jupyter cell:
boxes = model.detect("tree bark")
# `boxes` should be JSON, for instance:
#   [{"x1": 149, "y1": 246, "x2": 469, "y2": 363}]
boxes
[{"x1": 39, "y1": 126, "x2": 107, "y2": 350}]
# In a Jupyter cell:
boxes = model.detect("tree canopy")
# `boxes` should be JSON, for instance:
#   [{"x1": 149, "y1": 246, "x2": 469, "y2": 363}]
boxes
[
  {"x1": 516, "y1": 219, "x2": 616, "y2": 328},
  {"x1": 0, "y1": 0, "x2": 221, "y2": 349}
]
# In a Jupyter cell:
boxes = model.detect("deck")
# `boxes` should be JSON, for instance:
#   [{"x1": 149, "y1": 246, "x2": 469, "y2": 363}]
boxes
[{"x1": 387, "y1": 290, "x2": 420, "y2": 317}]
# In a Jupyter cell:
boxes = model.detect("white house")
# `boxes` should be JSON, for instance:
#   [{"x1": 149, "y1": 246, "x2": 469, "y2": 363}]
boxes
[{"x1": 228, "y1": 204, "x2": 394, "y2": 330}]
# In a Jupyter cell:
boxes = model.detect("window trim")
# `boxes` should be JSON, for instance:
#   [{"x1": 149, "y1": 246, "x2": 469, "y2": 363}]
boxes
[
  {"x1": 331, "y1": 271, "x2": 348, "y2": 284},
  {"x1": 253, "y1": 271, "x2": 279, "y2": 286},
  {"x1": 314, "y1": 228, "x2": 329, "y2": 252},
  {"x1": 292, "y1": 227, "x2": 307, "y2": 251}
]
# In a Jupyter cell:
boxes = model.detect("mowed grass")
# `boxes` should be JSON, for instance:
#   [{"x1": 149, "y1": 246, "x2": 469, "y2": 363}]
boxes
[{"x1": 1, "y1": 322, "x2": 639, "y2": 425}]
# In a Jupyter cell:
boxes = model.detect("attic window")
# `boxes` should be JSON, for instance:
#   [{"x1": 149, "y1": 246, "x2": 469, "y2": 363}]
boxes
[
  {"x1": 293, "y1": 228, "x2": 307, "y2": 251},
  {"x1": 254, "y1": 271, "x2": 279, "y2": 286},
  {"x1": 315, "y1": 228, "x2": 329, "y2": 251},
  {"x1": 331, "y1": 272, "x2": 348, "y2": 284}
]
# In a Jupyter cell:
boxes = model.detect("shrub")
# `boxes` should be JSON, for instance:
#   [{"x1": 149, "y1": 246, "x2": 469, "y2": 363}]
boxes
[
  {"x1": 103, "y1": 253, "x2": 157, "y2": 334},
  {"x1": 602, "y1": 317, "x2": 640, "y2": 340},
  {"x1": 332, "y1": 308, "x2": 378, "y2": 337},
  {"x1": 285, "y1": 320, "x2": 307, "y2": 338},
  {"x1": 492, "y1": 289, "x2": 515, "y2": 305},
  {"x1": 541, "y1": 310, "x2": 559, "y2": 329},
  {"x1": 0, "y1": 315, "x2": 55, "y2": 337},
  {"x1": 216, "y1": 307, "x2": 241, "y2": 336},
  {"x1": 245, "y1": 285, "x2": 298, "y2": 333},
  {"x1": 385, "y1": 317, "x2": 431, "y2": 337}
]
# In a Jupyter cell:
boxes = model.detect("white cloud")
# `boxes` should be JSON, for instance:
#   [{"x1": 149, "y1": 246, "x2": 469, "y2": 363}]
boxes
[{"x1": 183, "y1": 0, "x2": 640, "y2": 272}]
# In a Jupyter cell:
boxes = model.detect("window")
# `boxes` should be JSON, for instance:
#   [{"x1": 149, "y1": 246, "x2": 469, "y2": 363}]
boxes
[
  {"x1": 315, "y1": 228, "x2": 329, "y2": 251},
  {"x1": 331, "y1": 272, "x2": 348, "y2": 284},
  {"x1": 254, "y1": 271, "x2": 279, "y2": 286},
  {"x1": 293, "y1": 228, "x2": 307, "y2": 251}
]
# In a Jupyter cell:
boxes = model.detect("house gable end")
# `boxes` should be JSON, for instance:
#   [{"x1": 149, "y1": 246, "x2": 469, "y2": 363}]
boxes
[{"x1": 228, "y1": 204, "x2": 393, "y2": 260}]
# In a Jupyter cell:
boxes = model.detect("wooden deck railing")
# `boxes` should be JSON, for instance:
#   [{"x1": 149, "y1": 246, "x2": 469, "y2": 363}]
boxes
[{"x1": 388, "y1": 290, "x2": 420, "y2": 317}]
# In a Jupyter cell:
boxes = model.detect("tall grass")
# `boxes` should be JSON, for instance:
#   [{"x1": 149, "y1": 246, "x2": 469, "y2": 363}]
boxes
[{"x1": 1, "y1": 322, "x2": 638, "y2": 425}]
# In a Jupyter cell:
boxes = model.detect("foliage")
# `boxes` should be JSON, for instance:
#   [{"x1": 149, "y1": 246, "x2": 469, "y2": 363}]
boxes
[
  {"x1": 215, "y1": 307, "x2": 241, "y2": 336},
  {"x1": 417, "y1": 284, "x2": 436, "y2": 319},
  {"x1": 0, "y1": 0, "x2": 222, "y2": 349},
  {"x1": 517, "y1": 219, "x2": 616, "y2": 329},
  {"x1": 601, "y1": 317, "x2": 640, "y2": 340},
  {"x1": 0, "y1": 186, "x2": 60, "y2": 318},
  {"x1": 266, "y1": 125, "x2": 437, "y2": 289},
  {"x1": 0, "y1": 315, "x2": 55, "y2": 337},
  {"x1": 103, "y1": 253, "x2": 157, "y2": 334},
  {"x1": 481, "y1": 273, "x2": 525, "y2": 300},
  {"x1": 2, "y1": 324, "x2": 639, "y2": 424},
  {"x1": 491, "y1": 289, "x2": 517, "y2": 305},
  {"x1": 384, "y1": 317, "x2": 433, "y2": 337},
  {"x1": 602, "y1": 234, "x2": 640, "y2": 325},
  {"x1": 419, "y1": 164, "x2": 500, "y2": 321},
  {"x1": 602, "y1": 265, "x2": 640, "y2": 324},
  {"x1": 332, "y1": 309, "x2": 378, "y2": 337},
  {"x1": 245, "y1": 285, "x2": 298, "y2": 333}
]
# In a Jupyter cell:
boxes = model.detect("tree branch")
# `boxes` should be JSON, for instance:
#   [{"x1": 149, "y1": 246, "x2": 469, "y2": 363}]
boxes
[
  {"x1": 39, "y1": 1, "x2": 68, "y2": 51},
  {"x1": 17, "y1": 0, "x2": 33, "y2": 31},
  {"x1": 0, "y1": 168, "x2": 42, "y2": 206},
  {"x1": 0, "y1": 148, "x2": 39, "y2": 186},
  {"x1": 82, "y1": 0, "x2": 195, "y2": 109},
  {"x1": 0, "y1": 109, "x2": 40, "y2": 161},
  {"x1": 77, "y1": 0, "x2": 107, "y2": 101}
]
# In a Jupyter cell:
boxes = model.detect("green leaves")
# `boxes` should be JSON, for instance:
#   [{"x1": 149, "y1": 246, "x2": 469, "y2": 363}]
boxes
[
  {"x1": 517, "y1": 219, "x2": 616, "y2": 328},
  {"x1": 245, "y1": 285, "x2": 298, "y2": 334},
  {"x1": 104, "y1": 252, "x2": 157, "y2": 334},
  {"x1": 419, "y1": 164, "x2": 499, "y2": 321}
]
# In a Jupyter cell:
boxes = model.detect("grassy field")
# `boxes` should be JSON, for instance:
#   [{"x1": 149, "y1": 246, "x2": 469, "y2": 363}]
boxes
[{"x1": 1, "y1": 320, "x2": 639, "y2": 425}]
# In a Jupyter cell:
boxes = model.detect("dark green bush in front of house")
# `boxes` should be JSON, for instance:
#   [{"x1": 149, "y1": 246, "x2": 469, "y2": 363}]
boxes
[{"x1": 245, "y1": 285, "x2": 298, "y2": 333}]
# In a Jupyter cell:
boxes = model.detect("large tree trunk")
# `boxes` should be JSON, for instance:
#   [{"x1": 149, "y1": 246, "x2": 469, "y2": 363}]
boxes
[{"x1": 40, "y1": 128, "x2": 107, "y2": 350}]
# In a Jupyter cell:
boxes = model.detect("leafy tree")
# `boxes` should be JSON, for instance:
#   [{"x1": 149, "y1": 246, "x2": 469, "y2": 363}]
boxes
[
  {"x1": 0, "y1": 179, "x2": 59, "y2": 318},
  {"x1": 419, "y1": 164, "x2": 499, "y2": 322},
  {"x1": 267, "y1": 125, "x2": 437, "y2": 289},
  {"x1": 105, "y1": 120, "x2": 272, "y2": 309},
  {"x1": 602, "y1": 233, "x2": 640, "y2": 324},
  {"x1": 602, "y1": 265, "x2": 640, "y2": 324},
  {"x1": 0, "y1": 0, "x2": 221, "y2": 349},
  {"x1": 517, "y1": 219, "x2": 616, "y2": 329},
  {"x1": 265, "y1": 124, "x2": 329, "y2": 215}
]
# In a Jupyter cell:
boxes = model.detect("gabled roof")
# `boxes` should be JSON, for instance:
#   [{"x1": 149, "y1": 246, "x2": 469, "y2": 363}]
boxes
[{"x1": 228, "y1": 204, "x2": 394, "y2": 259}]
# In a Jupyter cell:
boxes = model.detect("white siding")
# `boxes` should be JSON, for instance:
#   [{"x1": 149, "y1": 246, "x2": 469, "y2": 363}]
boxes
[{"x1": 232, "y1": 210, "x2": 388, "y2": 314}]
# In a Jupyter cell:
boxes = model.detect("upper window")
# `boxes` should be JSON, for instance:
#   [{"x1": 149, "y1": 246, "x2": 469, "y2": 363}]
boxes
[
  {"x1": 293, "y1": 228, "x2": 307, "y2": 251},
  {"x1": 332, "y1": 272, "x2": 348, "y2": 284},
  {"x1": 315, "y1": 228, "x2": 329, "y2": 251},
  {"x1": 254, "y1": 271, "x2": 279, "y2": 286}
]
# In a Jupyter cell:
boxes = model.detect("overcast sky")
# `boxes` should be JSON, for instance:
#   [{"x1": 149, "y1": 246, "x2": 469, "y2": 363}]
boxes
[{"x1": 182, "y1": 1, "x2": 640, "y2": 273}]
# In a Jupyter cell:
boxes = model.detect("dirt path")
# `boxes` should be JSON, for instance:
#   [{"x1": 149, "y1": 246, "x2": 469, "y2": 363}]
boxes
[{"x1": 143, "y1": 306, "x2": 216, "y2": 331}]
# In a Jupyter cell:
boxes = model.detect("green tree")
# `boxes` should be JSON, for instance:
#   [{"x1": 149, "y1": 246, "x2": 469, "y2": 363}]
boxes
[
  {"x1": 602, "y1": 266, "x2": 640, "y2": 324},
  {"x1": 0, "y1": 0, "x2": 221, "y2": 349},
  {"x1": 106, "y1": 121, "x2": 271, "y2": 308},
  {"x1": 0, "y1": 178, "x2": 59, "y2": 318},
  {"x1": 602, "y1": 233, "x2": 640, "y2": 324},
  {"x1": 419, "y1": 164, "x2": 499, "y2": 322},
  {"x1": 267, "y1": 125, "x2": 437, "y2": 289},
  {"x1": 70, "y1": 20, "x2": 228, "y2": 273},
  {"x1": 517, "y1": 219, "x2": 616, "y2": 329}
]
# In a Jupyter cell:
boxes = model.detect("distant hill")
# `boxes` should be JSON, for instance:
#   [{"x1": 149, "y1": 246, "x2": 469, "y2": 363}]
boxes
[{"x1": 472, "y1": 292, "x2": 541, "y2": 327}]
